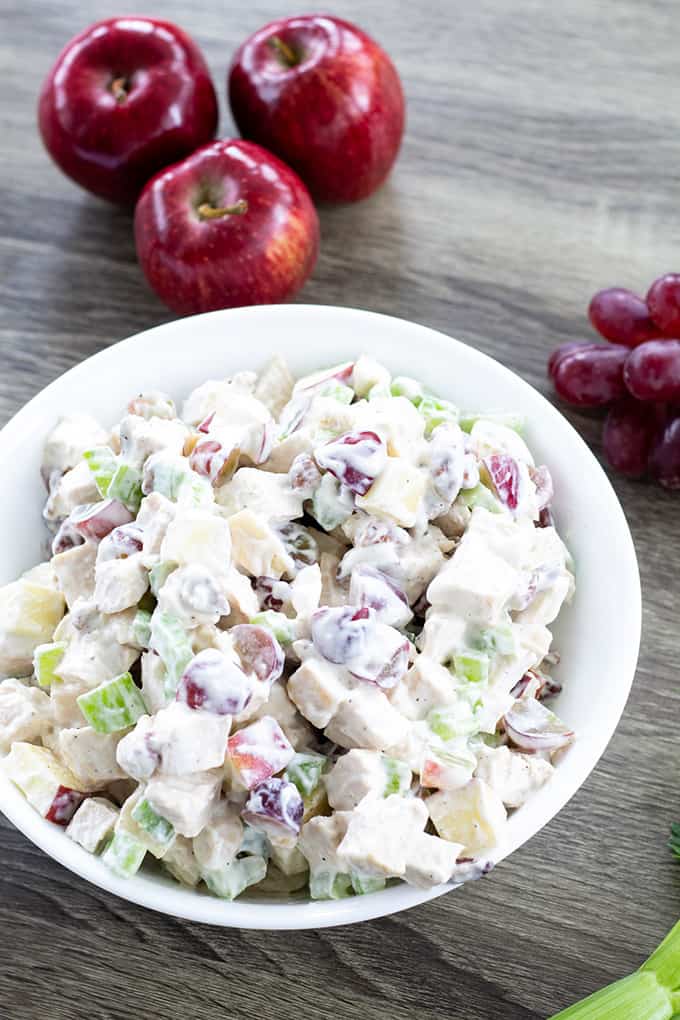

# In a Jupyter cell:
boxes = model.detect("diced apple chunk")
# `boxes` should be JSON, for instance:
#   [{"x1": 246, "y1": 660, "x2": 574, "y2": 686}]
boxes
[
  {"x1": 426, "y1": 778, "x2": 507, "y2": 854},
  {"x1": 356, "y1": 459, "x2": 426, "y2": 528},
  {"x1": 160, "y1": 510, "x2": 232, "y2": 572},
  {"x1": 3, "y1": 742, "x2": 87, "y2": 821},
  {"x1": 66, "y1": 796, "x2": 119, "y2": 853},
  {"x1": 0, "y1": 678, "x2": 51, "y2": 753},
  {"x1": 228, "y1": 510, "x2": 295, "y2": 579},
  {"x1": 0, "y1": 578, "x2": 65, "y2": 677}
]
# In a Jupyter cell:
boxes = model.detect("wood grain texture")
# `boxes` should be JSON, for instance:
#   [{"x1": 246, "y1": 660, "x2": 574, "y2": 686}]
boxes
[{"x1": 1, "y1": 1, "x2": 678, "y2": 1017}]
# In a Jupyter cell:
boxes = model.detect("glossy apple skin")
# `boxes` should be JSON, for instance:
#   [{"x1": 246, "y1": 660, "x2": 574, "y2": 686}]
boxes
[
  {"x1": 228, "y1": 15, "x2": 405, "y2": 203},
  {"x1": 134, "y1": 139, "x2": 320, "y2": 314},
  {"x1": 38, "y1": 17, "x2": 218, "y2": 205}
]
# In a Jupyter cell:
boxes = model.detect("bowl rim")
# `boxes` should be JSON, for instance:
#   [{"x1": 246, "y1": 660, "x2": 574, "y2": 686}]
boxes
[{"x1": 0, "y1": 303, "x2": 641, "y2": 929}]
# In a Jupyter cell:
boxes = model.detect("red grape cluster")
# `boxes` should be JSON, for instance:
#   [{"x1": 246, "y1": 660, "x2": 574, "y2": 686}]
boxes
[{"x1": 548, "y1": 273, "x2": 680, "y2": 488}]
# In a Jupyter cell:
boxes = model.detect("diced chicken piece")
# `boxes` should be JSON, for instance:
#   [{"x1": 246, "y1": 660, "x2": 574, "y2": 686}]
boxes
[
  {"x1": 325, "y1": 686, "x2": 410, "y2": 752},
  {"x1": 145, "y1": 768, "x2": 223, "y2": 838},
  {"x1": 163, "y1": 834, "x2": 202, "y2": 887},
  {"x1": 403, "y1": 832, "x2": 463, "y2": 888},
  {"x1": 269, "y1": 843, "x2": 308, "y2": 876},
  {"x1": 160, "y1": 510, "x2": 232, "y2": 573},
  {"x1": 250, "y1": 682, "x2": 315, "y2": 751},
  {"x1": 228, "y1": 510, "x2": 295, "y2": 579},
  {"x1": 298, "y1": 811, "x2": 352, "y2": 875},
  {"x1": 192, "y1": 799, "x2": 243, "y2": 871},
  {"x1": 118, "y1": 414, "x2": 188, "y2": 470},
  {"x1": 116, "y1": 714, "x2": 157, "y2": 781},
  {"x1": 389, "y1": 656, "x2": 459, "y2": 721},
  {"x1": 325, "y1": 749, "x2": 411, "y2": 810},
  {"x1": 55, "y1": 623, "x2": 137, "y2": 689},
  {"x1": 254, "y1": 355, "x2": 295, "y2": 417},
  {"x1": 474, "y1": 744, "x2": 554, "y2": 808},
  {"x1": 397, "y1": 530, "x2": 445, "y2": 604},
  {"x1": 51, "y1": 679, "x2": 91, "y2": 728},
  {"x1": 119, "y1": 702, "x2": 230, "y2": 778},
  {"x1": 216, "y1": 468, "x2": 304, "y2": 522},
  {"x1": 66, "y1": 796, "x2": 119, "y2": 853},
  {"x1": 0, "y1": 678, "x2": 51, "y2": 752},
  {"x1": 351, "y1": 355, "x2": 391, "y2": 398},
  {"x1": 57, "y1": 726, "x2": 127, "y2": 789},
  {"x1": 0, "y1": 577, "x2": 65, "y2": 677},
  {"x1": 356, "y1": 458, "x2": 426, "y2": 528},
  {"x1": 287, "y1": 657, "x2": 349, "y2": 729},
  {"x1": 426, "y1": 778, "x2": 507, "y2": 854},
  {"x1": 52, "y1": 542, "x2": 97, "y2": 609},
  {"x1": 337, "y1": 794, "x2": 428, "y2": 878},
  {"x1": 42, "y1": 415, "x2": 109, "y2": 479},
  {"x1": 140, "y1": 651, "x2": 167, "y2": 715},
  {"x1": 182, "y1": 376, "x2": 270, "y2": 428},
  {"x1": 137, "y1": 492, "x2": 176, "y2": 559},
  {"x1": 44, "y1": 461, "x2": 100, "y2": 522},
  {"x1": 95, "y1": 554, "x2": 149, "y2": 614}
]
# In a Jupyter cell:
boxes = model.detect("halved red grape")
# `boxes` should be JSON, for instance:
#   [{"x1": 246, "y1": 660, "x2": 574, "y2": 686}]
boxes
[
  {"x1": 646, "y1": 273, "x2": 680, "y2": 335},
  {"x1": 547, "y1": 342, "x2": 599, "y2": 379},
  {"x1": 315, "y1": 430, "x2": 386, "y2": 496},
  {"x1": 241, "y1": 777, "x2": 303, "y2": 842},
  {"x1": 98, "y1": 523, "x2": 144, "y2": 561},
  {"x1": 288, "y1": 452, "x2": 322, "y2": 493},
  {"x1": 623, "y1": 340, "x2": 680, "y2": 401},
  {"x1": 588, "y1": 288, "x2": 660, "y2": 347},
  {"x1": 483, "y1": 454, "x2": 520, "y2": 510},
  {"x1": 71, "y1": 499, "x2": 134, "y2": 542},
  {"x1": 504, "y1": 698, "x2": 573, "y2": 751},
  {"x1": 51, "y1": 518, "x2": 86, "y2": 556},
  {"x1": 177, "y1": 648, "x2": 253, "y2": 715},
  {"x1": 190, "y1": 439, "x2": 238, "y2": 485},
  {"x1": 649, "y1": 414, "x2": 680, "y2": 489},
  {"x1": 348, "y1": 630, "x2": 410, "y2": 689},
  {"x1": 254, "y1": 576, "x2": 292, "y2": 612},
  {"x1": 553, "y1": 345, "x2": 628, "y2": 406},
  {"x1": 349, "y1": 565, "x2": 412, "y2": 628},
  {"x1": 230, "y1": 624, "x2": 285, "y2": 686},
  {"x1": 602, "y1": 398, "x2": 660, "y2": 477},
  {"x1": 311, "y1": 606, "x2": 372, "y2": 663}
]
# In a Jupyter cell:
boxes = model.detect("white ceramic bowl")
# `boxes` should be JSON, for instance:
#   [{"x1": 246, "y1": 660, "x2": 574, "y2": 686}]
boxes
[{"x1": 0, "y1": 305, "x2": 641, "y2": 929}]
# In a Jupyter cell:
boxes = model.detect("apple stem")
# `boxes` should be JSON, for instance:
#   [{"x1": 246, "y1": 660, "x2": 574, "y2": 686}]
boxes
[
  {"x1": 268, "y1": 35, "x2": 298, "y2": 66},
  {"x1": 197, "y1": 200, "x2": 249, "y2": 220},
  {"x1": 110, "y1": 77, "x2": 129, "y2": 103}
]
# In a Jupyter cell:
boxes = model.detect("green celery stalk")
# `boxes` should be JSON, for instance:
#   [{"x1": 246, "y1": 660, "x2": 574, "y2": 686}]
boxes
[{"x1": 550, "y1": 920, "x2": 680, "y2": 1019}]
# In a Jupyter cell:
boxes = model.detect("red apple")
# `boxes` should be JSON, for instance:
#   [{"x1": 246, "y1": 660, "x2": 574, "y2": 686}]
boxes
[
  {"x1": 38, "y1": 17, "x2": 218, "y2": 205},
  {"x1": 134, "y1": 139, "x2": 319, "y2": 314},
  {"x1": 228, "y1": 15, "x2": 405, "y2": 203}
]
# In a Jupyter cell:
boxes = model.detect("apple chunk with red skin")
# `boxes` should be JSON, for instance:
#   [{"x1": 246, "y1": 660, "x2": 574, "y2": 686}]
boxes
[
  {"x1": 38, "y1": 16, "x2": 218, "y2": 205},
  {"x1": 134, "y1": 139, "x2": 319, "y2": 314},
  {"x1": 228, "y1": 15, "x2": 405, "y2": 203}
]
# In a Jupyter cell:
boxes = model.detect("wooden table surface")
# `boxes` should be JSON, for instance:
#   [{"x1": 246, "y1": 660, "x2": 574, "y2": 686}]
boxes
[{"x1": 1, "y1": 1, "x2": 678, "y2": 1017}]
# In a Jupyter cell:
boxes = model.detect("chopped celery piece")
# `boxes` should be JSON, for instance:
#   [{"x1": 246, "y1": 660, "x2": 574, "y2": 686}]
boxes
[
  {"x1": 77, "y1": 672, "x2": 146, "y2": 733},
  {"x1": 131, "y1": 608, "x2": 152, "y2": 649},
  {"x1": 460, "y1": 483, "x2": 502, "y2": 513},
  {"x1": 285, "y1": 752, "x2": 328, "y2": 797},
  {"x1": 250, "y1": 610, "x2": 295, "y2": 647},
  {"x1": 550, "y1": 919, "x2": 680, "y2": 1018},
  {"x1": 150, "y1": 611, "x2": 194, "y2": 698},
  {"x1": 108, "y1": 462, "x2": 143, "y2": 513},
  {"x1": 149, "y1": 561, "x2": 177, "y2": 597},
  {"x1": 459, "y1": 411, "x2": 526, "y2": 435},
  {"x1": 452, "y1": 651, "x2": 489, "y2": 685},
  {"x1": 390, "y1": 376, "x2": 424, "y2": 403},
  {"x1": 310, "y1": 473, "x2": 353, "y2": 532},
  {"x1": 33, "y1": 641, "x2": 66, "y2": 687},
  {"x1": 351, "y1": 871, "x2": 386, "y2": 895},
  {"x1": 131, "y1": 797, "x2": 174, "y2": 848},
  {"x1": 102, "y1": 831, "x2": 146, "y2": 878},
  {"x1": 309, "y1": 870, "x2": 353, "y2": 900},
  {"x1": 239, "y1": 826, "x2": 271, "y2": 859},
  {"x1": 83, "y1": 446, "x2": 117, "y2": 497},
  {"x1": 319, "y1": 380, "x2": 354, "y2": 404},
  {"x1": 382, "y1": 756, "x2": 411, "y2": 796},
  {"x1": 417, "y1": 395, "x2": 459, "y2": 435},
  {"x1": 428, "y1": 701, "x2": 481, "y2": 741},
  {"x1": 148, "y1": 460, "x2": 188, "y2": 501},
  {"x1": 203, "y1": 855, "x2": 267, "y2": 899},
  {"x1": 474, "y1": 624, "x2": 517, "y2": 657}
]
